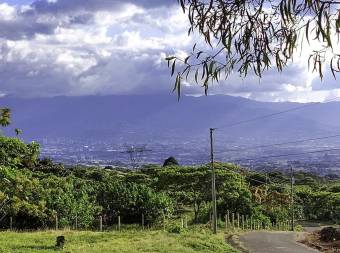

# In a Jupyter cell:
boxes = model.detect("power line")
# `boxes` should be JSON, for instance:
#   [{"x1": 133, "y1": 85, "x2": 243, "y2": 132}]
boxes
[
  {"x1": 214, "y1": 134, "x2": 340, "y2": 153},
  {"x1": 215, "y1": 96, "x2": 340, "y2": 130},
  {"x1": 220, "y1": 164, "x2": 289, "y2": 189},
  {"x1": 221, "y1": 147, "x2": 340, "y2": 164}
]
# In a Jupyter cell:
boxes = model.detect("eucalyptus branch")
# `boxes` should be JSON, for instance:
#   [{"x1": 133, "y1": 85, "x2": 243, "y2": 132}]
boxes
[{"x1": 167, "y1": 0, "x2": 340, "y2": 98}]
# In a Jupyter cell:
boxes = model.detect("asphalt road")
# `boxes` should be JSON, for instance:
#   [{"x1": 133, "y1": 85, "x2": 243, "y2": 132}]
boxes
[{"x1": 239, "y1": 231, "x2": 320, "y2": 253}]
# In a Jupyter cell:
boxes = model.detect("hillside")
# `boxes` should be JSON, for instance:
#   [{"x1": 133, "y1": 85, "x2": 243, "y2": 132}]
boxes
[{"x1": 1, "y1": 95, "x2": 339, "y2": 143}]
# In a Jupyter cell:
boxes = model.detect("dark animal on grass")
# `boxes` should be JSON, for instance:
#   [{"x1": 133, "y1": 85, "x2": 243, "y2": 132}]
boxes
[{"x1": 56, "y1": 236, "x2": 65, "y2": 249}]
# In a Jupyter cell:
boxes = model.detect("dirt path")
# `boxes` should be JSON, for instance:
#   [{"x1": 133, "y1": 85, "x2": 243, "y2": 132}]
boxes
[{"x1": 239, "y1": 231, "x2": 320, "y2": 253}]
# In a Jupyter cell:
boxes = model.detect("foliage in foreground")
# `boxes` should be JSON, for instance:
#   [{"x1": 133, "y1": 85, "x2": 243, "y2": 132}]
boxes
[{"x1": 0, "y1": 230, "x2": 239, "y2": 253}]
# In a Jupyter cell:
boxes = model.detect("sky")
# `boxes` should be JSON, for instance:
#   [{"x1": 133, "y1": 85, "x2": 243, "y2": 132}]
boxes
[{"x1": 0, "y1": 0, "x2": 339, "y2": 102}]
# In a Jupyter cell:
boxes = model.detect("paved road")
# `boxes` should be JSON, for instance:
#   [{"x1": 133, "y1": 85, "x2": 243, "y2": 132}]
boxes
[{"x1": 239, "y1": 231, "x2": 320, "y2": 253}]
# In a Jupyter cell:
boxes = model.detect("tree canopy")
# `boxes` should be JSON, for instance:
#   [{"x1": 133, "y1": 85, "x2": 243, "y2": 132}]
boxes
[
  {"x1": 167, "y1": 0, "x2": 340, "y2": 97},
  {"x1": 0, "y1": 108, "x2": 11, "y2": 127}
]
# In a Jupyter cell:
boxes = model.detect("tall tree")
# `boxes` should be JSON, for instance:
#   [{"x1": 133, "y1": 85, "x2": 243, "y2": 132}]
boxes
[
  {"x1": 0, "y1": 108, "x2": 11, "y2": 127},
  {"x1": 168, "y1": 0, "x2": 340, "y2": 96}
]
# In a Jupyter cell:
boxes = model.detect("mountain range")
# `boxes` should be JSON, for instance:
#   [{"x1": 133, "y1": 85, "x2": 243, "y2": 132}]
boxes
[{"x1": 1, "y1": 94, "x2": 340, "y2": 145}]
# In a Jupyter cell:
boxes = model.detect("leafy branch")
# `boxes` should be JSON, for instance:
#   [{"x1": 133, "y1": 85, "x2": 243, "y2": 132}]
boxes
[{"x1": 167, "y1": 0, "x2": 340, "y2": 97}]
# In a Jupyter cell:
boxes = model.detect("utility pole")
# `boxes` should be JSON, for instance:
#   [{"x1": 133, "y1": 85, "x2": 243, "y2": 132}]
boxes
[
  {"x1": 290, "y1": 166, "x2": 295, "y2": 231},
  {"x1": 210, "y1": 128, "x2": 217, "y2": 234}
]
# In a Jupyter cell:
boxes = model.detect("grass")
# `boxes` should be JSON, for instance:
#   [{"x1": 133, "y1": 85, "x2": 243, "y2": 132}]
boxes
[{"x1": 0, "y1": 229, "x2": 239, "y2": 253}]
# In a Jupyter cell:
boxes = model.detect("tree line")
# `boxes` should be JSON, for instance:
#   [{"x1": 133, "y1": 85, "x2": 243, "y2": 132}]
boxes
[{"x1": 0, "y1": 135, "x2": 339, "y2": 230}]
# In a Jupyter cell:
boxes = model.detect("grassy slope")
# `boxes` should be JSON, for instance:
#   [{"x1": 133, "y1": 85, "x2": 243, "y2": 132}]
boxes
[{"x1": 0, "y1": 230, "x2": 239, "y2": 253}]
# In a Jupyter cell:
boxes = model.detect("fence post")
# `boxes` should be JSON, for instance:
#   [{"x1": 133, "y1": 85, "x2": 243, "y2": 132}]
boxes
[
  {"x1": 227, "y1": 210, "x2": 230, "y2": 229},
  {"x1": 237, "y1": 213, "x2": 240, "y2": 229},
  {"x1": 118, "y1": 216, "x2": 121, "y2": 231},
  {"x1": 55, "y1": 213, "x2": 58, "y2": 231},
  {"x1": 163, "y1": 213, "x2": 166, "y2": 232},
  {"x1": 10, "y1": 217, "x2": 12, "y2": 231},
  {"x1": 99, "y1": 216, "x2": 103, "y2": 232},
  {"x1": 225, "y1": 214, "x2": 228, "y2": 229},
  {"x1": 185, "y1": 216, "x2": 188, "y2": 229},
  {"x1": 242, "y1": 215, "x2": 245, "y2": 230},
  {"x1": 181, "y1": 218, "x2": 184, "y2": 228},
  {"x1": 142, "y1": 214, "x2": 145, "y2": 230},
  {"x1": 232, "y1": 213, "x2": 235, "y2": 230}
]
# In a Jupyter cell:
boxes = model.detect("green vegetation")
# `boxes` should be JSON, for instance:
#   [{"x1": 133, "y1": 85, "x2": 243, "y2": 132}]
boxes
[
  {"x1": 0, "y1": 108, "x2": 10, "y2": 127},
  {"x1": 0, "y1": 135, "x2": 339, "y2": 231},
  {"x1": 0, "y1": 230, "x2": 238, "y2": 253}
]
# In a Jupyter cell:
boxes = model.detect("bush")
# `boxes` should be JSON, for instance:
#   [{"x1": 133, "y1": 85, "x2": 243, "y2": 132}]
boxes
[
  {"x1": 168, "y1": 224, "x2": 187, "y2": 234},
  {"x1": 0, "y1": 136, "x2": 39, "y2": 169}
]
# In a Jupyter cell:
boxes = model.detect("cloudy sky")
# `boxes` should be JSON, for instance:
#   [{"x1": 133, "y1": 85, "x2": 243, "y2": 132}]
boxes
[{"x1": 0, "y1": 0, "x2": 339, "y2": 102}]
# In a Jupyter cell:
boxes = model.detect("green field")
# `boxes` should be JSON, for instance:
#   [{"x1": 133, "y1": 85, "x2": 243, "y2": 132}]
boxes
[{"x1": 0, "y1": 229, "x2": 239, "y2": 253}]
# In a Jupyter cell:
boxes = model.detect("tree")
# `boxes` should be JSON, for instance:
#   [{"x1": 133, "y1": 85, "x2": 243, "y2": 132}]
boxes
[
  {"x1": 14, "y1": 128, "x2": 23, "y2": 137},
  {"x1": 163, "y1": 156, "x2": 179, "y2": 167},
  {"x1": 0, "y1": 136, "x2": 40, "y2": 169},
  {"x1": 154, "y1": 163, "x2": 253, "y2": 223},
  {"x1": 0, "y1": 108, "x2": 10, "y2": 127},
  {"x1": 168, "y1": 0, "x2": 340, "y2": 97}
]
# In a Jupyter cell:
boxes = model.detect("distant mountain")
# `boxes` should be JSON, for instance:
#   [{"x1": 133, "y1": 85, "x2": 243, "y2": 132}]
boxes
[{"x1": 1, "y1": 94, "x2": 340, "y2": 145}]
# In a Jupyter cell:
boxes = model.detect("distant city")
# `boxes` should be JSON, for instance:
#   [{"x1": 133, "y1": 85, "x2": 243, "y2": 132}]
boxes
[
  {"x1": 38, "y1": 136, "x2": 340, "y2": 176},
  {"x1": 2, "y1": 94, "x2": 340, "y2": 176}
]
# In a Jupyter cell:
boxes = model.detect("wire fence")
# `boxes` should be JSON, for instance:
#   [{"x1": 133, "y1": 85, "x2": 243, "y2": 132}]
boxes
[{"x1": 0, "y1": 210, "x2": 294, "y2": 233}]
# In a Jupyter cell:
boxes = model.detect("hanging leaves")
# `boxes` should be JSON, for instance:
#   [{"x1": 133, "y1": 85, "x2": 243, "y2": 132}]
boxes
[{"x1": 167, "y1": 0, "x2": 340, "y2": 99}]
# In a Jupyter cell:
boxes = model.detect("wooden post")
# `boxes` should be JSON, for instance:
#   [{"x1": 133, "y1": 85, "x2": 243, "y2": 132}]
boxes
[
  {"x1": 99, "y1": 216, "x2": 103, "y2": 232},
  {"x1": 118, "y1": 216, "x2": 121, "y2": 231},
  {"x1": 185, "y1": 216, "x2": 188, "y2": 229},
  {"x1": 181, "y1": 218, "x2": 184, "y2": 228},
  {"x1": 10, "y1": 217, "x2": 12, "y2": 231},
  {"x1": 250, "y1": 217, "x2": 253, "y2": 230},
  {"x1": 242, "y1": 215, "x2": 245, "y2": 230},
  {"x1": 163, "y1": 213, "x2": 166, "y2": 232},
  {"x1": 210, "y1": 128, "x2": 217, "y2": 234},
  {"x1": 142, "y1": 214, "x2": 145, "y2": 230},
  {"x1": 55, "y1": 213, "x2": 58, "y2": 231},
  {"x1": 227, "y1": 210, "x2": 230, "y2": 228},
  {"x1": 225, "y1": 214, "x2": 228, "y2": 229},
  {"x1": 237, "y1": 213, "x2": 240, "y2": 229},
  {"x1": 232, "y1": 213, "x2": 235, "y2": 229}
]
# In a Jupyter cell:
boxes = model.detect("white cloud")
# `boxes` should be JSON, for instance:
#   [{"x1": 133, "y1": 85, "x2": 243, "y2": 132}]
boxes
[
  {"x1": 0, "y1": 3, "x2": 16, "y2": 21},
  {"x1": 0, "y1": 0, "x2": 338, "y2": 102}
]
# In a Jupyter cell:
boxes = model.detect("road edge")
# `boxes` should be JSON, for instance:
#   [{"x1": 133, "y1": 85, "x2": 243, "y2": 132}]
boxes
[{"x1": 225, "y1": 233, "x2": 249, "y2": 253}]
